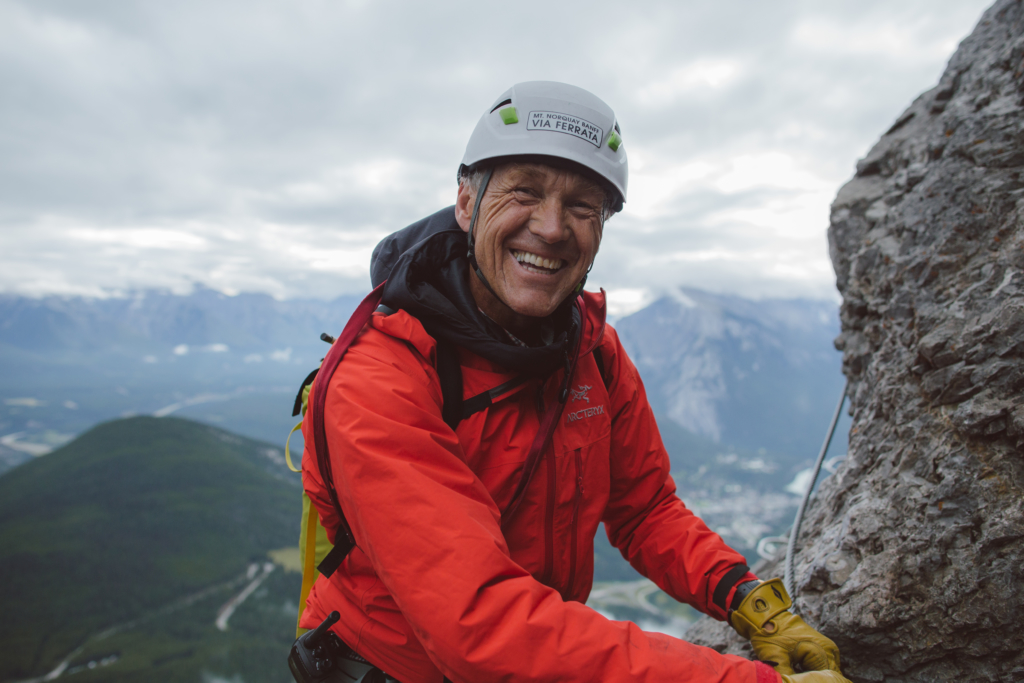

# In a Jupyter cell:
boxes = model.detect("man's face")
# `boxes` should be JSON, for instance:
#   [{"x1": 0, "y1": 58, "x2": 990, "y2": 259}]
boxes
[{"x1": 455, "y1": 162, "x2": 605, "y2": 320}]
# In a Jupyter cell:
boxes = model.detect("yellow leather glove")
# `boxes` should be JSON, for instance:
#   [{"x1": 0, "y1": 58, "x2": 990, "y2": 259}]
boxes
[
  {"x1": 781, "y1": 672, "x2": 851, "y2": 683},
  {"x1": 729, "y1": 578, "x2": 842, "y2": 675}
]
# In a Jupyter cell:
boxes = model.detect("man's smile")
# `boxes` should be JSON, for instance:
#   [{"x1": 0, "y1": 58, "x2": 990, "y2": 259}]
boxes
[{"x1": 510, "y1": 249, "x2": 566, "y2": 274}]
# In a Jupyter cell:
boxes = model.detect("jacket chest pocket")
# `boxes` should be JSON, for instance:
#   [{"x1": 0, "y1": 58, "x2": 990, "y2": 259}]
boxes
[{"x1": 555, "y1": 354, "x2": 613, "y2": 502}]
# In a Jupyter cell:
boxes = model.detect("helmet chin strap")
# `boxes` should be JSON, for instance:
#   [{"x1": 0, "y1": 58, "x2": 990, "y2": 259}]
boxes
[
  {"x1": 466, "y1": 167, "x2": 502, "y2": 303},
  {"x1": 466, "y1": 166, "x2": 589, "y2": 310}
]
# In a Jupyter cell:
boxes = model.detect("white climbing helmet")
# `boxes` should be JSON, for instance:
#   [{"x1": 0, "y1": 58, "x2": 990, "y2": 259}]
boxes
[{"x1": 460, "y1": 81, "x2": 628, "y2": 211}]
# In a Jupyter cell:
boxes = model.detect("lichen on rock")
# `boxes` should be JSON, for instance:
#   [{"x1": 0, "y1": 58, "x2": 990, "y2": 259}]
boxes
[{"x1": 687, "y1": 2, "x2": 1024, "y2": 680}]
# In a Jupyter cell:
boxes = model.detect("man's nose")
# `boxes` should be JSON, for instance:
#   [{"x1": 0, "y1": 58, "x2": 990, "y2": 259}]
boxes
[{"x1": 529, "y1": 199, "x2": 570, "y2": 243}]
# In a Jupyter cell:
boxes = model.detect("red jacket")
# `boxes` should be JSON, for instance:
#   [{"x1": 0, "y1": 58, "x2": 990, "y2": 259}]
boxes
[{"x1": 300, "y1": 290, "x2": 771, "y2": 683}]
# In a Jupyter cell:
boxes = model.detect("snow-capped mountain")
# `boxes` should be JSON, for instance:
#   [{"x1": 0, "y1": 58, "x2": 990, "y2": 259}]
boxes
[{"x1": 614, "y1": 287, "x2": 844, "y2": 464}]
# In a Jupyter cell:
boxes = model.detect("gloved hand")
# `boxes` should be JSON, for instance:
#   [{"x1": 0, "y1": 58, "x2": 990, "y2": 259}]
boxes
[
  {"x1": 730, "y1": 579, "x2": 842, "y2": 675},
  {"x1": 780, "y1": 671, "x2": 851, "y2": 683},
  {"x1": 751, "y1": 610, "x2": 841, "y2": 675}
]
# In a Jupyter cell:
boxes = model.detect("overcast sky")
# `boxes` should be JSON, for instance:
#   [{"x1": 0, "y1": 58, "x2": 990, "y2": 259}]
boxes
[{"x1": 0, "y1": 0, "x2": 993, "y2": 313}]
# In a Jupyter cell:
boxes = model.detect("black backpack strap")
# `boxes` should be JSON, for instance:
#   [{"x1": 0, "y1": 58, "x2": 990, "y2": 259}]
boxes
[
  {"x1": 436, "y1": 338, "x2": 464, "y2": 431},
  {"x1": 292, "y1": 368, "x2": 320, "y2": 417},
  {"x1": 437, "y1": 336, "x2": 529, "y2": 428},
  {"x1": 316, "y1": 537, "x2": 350, "y2": 578},
  {"x1": 461, "y1": 375, "x2": 528, "y2": 420}
]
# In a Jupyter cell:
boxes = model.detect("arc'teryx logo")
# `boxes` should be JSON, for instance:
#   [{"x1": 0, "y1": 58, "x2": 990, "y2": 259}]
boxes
[
  {"x1": 567, "y1": 384, "x2": 604, "y2": 424},
  {"x1": 570, "y1": 384, "x2": 592, "y2": 403},
  {"x1": 567, "y1": 404, "x2": 605, "y2": 423}
]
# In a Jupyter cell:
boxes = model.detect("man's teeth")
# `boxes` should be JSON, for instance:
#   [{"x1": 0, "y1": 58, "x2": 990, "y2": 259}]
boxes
[{"x1": 512, "y1": 250, "x2": 564, "y2": 271}]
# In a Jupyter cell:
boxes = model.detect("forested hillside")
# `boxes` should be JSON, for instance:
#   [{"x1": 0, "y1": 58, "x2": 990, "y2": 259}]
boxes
[{"x1": 0, "y1": 417, "x2": 301, "y2": 683}]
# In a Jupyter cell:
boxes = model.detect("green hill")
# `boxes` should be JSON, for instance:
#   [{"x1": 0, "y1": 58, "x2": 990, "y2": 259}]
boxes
[{"x1": 0, "y1": 416, "x2": 303, "y2": 683}]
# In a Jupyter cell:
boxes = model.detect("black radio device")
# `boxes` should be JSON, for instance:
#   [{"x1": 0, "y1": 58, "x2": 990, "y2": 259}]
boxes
[{"x1": 288, "y1": 611, "x2": 352, "y2": 683}]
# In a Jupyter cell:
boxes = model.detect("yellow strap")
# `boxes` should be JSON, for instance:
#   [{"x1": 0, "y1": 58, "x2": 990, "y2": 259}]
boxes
[
  {"x1": 296, "y1": 493, "x2": 320, "y2": 637},
  {"x1": 284, "y1": 421, "x2": 303, "y2": 473},
  {"x1": 292, "y1": 370, "x2": 323, "y2": 637}
]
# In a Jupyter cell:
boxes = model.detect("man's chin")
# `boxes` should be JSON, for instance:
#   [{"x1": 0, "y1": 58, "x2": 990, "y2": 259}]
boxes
[{"x1": 505, "y1": 293, "x2": 571, "y2": 319}]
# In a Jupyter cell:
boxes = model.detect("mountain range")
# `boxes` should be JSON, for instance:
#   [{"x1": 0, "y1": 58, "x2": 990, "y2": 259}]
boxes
[
  {"x1": 618, "y1": 287, "x2": 848, "y2": 465},
  {"x1": 0, "y1": 285, "x2": 845, "y2": 478}
]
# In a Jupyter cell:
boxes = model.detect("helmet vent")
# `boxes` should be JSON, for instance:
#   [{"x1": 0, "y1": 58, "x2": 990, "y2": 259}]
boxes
[{"x1": 490, "y1": 98, "x2": 513, "y2": 113}]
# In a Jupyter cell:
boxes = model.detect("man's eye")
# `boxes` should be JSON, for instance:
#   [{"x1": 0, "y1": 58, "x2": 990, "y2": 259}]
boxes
[{"x1": 512, "y1": 187, "x2": 539, "y2": 199}]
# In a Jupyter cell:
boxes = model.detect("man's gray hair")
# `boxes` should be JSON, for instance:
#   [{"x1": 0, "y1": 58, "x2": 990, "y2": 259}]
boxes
[{"x1": 459, "y1": 164, "x2": 618, "y2": 222}]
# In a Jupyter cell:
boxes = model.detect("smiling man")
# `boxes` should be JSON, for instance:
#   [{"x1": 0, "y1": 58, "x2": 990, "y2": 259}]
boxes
[
  {"x1": 458, "y1": 161, "x2": 607, "y2": 336},
  {"x1": 296, "y1": 82, "x2": 849, "y2": 683}
]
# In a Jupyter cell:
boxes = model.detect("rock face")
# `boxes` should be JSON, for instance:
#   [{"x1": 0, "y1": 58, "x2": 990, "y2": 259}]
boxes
[{"x1": 688, "y1": 2, "x2": 1024, "y2": 680}]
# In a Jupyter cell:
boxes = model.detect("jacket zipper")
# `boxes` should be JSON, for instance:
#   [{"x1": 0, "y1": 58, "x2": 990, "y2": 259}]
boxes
[
  {"x1": 542, "y1": 338, "x2": 577, "y2": 587},
  {"x1": 542, "y1": 443, "x2": 556, "y2": 585},
  {"x1": 566, "y1": 448, "x2": 584, "y2": 599}
]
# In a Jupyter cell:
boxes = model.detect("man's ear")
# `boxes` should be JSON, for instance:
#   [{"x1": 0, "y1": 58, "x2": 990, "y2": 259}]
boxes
[{"x1": 454, "y1": 182, "x2": 473, "y2": 233}]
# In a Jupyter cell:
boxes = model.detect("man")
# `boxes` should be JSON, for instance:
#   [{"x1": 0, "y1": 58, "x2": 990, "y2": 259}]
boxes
[{"x1": 298, "y1": 81, "x2": 849, "y2": 683}]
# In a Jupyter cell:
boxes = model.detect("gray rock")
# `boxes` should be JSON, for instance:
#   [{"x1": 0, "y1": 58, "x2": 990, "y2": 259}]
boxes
[{"x1": 687, "y1": 2, "x2": 1024, "y2": 680}]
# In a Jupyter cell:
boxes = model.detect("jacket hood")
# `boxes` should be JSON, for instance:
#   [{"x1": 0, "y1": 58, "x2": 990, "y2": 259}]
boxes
[{"x1": 370, "y1": 206, "x2": 603, "y2": 378}]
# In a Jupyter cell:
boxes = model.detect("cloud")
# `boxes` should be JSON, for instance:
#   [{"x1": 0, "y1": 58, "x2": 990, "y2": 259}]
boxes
[
  {"x1": 68, "y1": 227, "x2": 208, "y2": 250},
  {"x1": 790, "y1": 11, "x2": 969, "y2": 63},
  {"x1": 635, "y1": 60, "x2": 745, "y2": 107},
  {"x1": 269, "y1": 348, "x2": 292, "y2": 363},
  {"x1": 0, "y1": 0, "x2": 994, "y2": 301}
]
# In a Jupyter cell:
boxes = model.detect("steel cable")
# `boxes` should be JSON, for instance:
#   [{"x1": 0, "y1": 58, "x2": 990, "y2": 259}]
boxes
[{"x1": 784, "y1": 380, "x2": 849, "y2": 596}]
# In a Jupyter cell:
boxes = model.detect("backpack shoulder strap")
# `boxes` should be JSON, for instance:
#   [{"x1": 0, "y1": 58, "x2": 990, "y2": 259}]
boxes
[
  {"x1": 435, "y1": 337, "x2": 464, "y2": 431},
  {"x1": 309, "y1": 283, "x2": 386, "y2": 577},
  {"x1": 438, "y1": 336, "x2": 533, "y2": 428}
]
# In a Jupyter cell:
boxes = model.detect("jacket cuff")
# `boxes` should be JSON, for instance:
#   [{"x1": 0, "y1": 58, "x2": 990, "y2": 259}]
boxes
[
  {"x1": 754, "y1": 661, "x2": 782, "y2": 683},
  {"x1": 711, "y1": 563, "x2": 758, "y2": 613}
]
